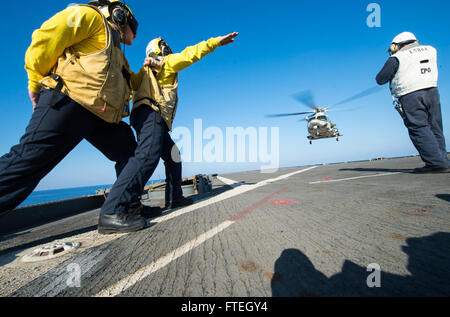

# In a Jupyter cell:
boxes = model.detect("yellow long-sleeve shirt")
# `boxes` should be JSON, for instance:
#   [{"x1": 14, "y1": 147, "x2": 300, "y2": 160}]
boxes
[
  {"x1": 158, "y1": 37, "x2": 222, "y2": 86},
  {"x1": 25, "y1": 6, "x2": 107, "y2": 93},
  {"x1": 132, "y1": 37, "x2": 222, "y2": 91}
]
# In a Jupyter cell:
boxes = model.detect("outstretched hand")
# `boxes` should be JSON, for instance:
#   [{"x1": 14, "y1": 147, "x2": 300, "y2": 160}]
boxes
[{"x1": 219, "y1": 32, "x2": 239, "y2": 46}]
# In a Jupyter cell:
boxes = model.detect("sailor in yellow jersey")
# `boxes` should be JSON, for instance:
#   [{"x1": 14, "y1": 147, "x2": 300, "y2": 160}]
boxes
[
  {"x1": 100, "y1": 32, "x2": 239, "y2": 217},
  {"x1": 0, "y1": 1, "x2": 149, "y2": 234}
]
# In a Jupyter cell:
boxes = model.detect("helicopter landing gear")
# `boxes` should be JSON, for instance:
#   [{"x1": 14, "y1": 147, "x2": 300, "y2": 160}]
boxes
[
  {"x1": 310, "y1": 140, "x2": 312, "y2": 145},
  {"x1": 336, "y1": 137, "x2": 339, "y2": 142}
]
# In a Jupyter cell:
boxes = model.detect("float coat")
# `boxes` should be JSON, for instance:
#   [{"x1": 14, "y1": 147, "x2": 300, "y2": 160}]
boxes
[
  {"x1": 38, "y1": 5, "x2": 132, "y2": 123},
  {"x1": 132, "y1": 62, "x2": 179, "y2": 131},
  {"x1": 390, "y1": 45, "x2": 438, "y2": 98}
]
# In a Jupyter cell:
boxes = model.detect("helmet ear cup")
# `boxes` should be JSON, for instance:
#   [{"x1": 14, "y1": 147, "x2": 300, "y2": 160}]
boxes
[
  {"x1": 159, "y1": 40, "x2": 173, "y2": 56},
  {"x1": 111, "y1": 6, "x2": 127, "y2": 27}
]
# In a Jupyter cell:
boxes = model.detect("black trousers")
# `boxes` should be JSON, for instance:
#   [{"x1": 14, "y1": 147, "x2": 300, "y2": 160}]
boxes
[
  {"x1": 100, "y1": 106, "x2": 182, "y2": 215},
  {"x1": 0, "y1": 89, "x2": 137, "y2": 213},
  {"x1": 399, "y1": 88, "x2": 449, "y2": 168}
]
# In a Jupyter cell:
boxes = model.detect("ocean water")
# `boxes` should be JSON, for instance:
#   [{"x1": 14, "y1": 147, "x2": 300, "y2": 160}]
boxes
[
  {"x1": 18, "y1": 179, "x2": 165, "y2": 208},
  {"x1": 18, "y1": 185, "x2": 112, "y2": 208}
]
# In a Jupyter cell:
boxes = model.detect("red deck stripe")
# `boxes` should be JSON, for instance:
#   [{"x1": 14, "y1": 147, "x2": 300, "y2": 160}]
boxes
[{"x1": 228, "y1": 186, "x2": 291, "y2": 222}]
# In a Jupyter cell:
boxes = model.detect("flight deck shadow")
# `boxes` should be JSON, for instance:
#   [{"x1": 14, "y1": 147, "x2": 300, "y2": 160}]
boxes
[
  {"x1": 436, "y1": 194, "x2": 450, "y2": 202},
  {"x1": 339, "y1": 167, "x2": 413, "y2": 173},
  {"x1": 271, "y1": 232, "x2": 450, "y2": 297}
]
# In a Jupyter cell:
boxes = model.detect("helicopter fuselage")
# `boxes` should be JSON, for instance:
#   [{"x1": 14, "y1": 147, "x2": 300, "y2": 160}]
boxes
[
  {"x1": 306, "y1": 113, "x2": 340, "y2": 140},
  {"x1": 268, "y1": 87, "x2": 379, "y2": 144}
]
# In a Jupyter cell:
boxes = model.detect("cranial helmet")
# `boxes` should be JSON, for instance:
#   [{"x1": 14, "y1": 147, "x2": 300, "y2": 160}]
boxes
[
  {"x1": 392, "y1": 32, "x2": 417, "y2": 45},
  {"x1": 146, "y1": 38, "x2": 173, "y2": 57}
]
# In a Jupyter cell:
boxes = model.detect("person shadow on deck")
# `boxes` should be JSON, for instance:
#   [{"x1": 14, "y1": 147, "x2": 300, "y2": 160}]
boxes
[{"x1": 271, "y1": 232, "x2": 450, "y2": 297}]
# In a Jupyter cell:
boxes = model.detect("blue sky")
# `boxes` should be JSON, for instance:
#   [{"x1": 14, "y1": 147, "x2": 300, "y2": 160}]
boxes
[{"x1": 1, "y1": 0, "x2": 449, "y2": 190}]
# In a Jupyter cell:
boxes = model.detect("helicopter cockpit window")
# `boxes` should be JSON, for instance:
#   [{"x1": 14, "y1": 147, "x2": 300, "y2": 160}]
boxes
[{"x1": 317, "y1": 116, "x2": 328, "y2": 121}]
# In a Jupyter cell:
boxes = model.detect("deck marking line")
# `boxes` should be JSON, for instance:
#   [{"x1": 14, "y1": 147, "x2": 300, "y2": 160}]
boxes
[
  {"x1": 16, "y1": 167, "x2": 318, "y2": 297},
  {"x1": 12, "y1": 166, "x2": 317, "y2": 297},
  {"x1": 94, "y1": 171, "x2": 306, "y2": 297},
  {"x1": 229, "y1": 186, "x2": 290, "y2": 222},
  {"x1": 309, "y1": 172, "x2": 401, "y2": 184},
  {"x1": 216, "y1": 176, "x2": 243, "y2": 187},
  {"x1": 151, "y1": 166, "x2": 318, "y2": 224},
  {"x1": 94, "y1": 221, "x2": 234, "y2": 297}
]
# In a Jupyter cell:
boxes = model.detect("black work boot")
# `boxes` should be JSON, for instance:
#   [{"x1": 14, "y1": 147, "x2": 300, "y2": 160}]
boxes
[
  {"x1": 130, "y1": 204, "x2": 163, "y2": 219},
  {"x1": 165, "y1": 197, "x2": 194, "y2": 210},
  {"x1": 413, "y1": 166, "x2": 450, "y2": 174},
  {"x1": 98, "y1": 213, "x2": 147, "y2": 235}
]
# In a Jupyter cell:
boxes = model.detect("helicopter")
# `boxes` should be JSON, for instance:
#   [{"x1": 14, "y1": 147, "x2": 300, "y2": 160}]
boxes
[{"x1": 266, "y1": 87, "x2": 382, "y2": 144}]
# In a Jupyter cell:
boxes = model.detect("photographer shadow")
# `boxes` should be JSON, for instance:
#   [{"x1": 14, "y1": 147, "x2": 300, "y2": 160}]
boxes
[
  {"x1": 271, "y1": 232, "x2": 450, "y2": 297},
  {"x1": 436, "y1": 194, "x2": 450, "y2": 202}
]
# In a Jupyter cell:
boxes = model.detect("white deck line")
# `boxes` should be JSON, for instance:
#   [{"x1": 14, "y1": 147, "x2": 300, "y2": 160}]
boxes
[
  {"x1": 94, "y1": 221, "x2": 234, "y2": 297},
  {"x1": 216, "y1": 176, "x2": 242, "y2": 187},
  {"x1": 150, "y1": 166, "x2": 318, "y2": 225},
  {"x1": 309, "y1": 172, "x2": 402, "y2": 184},
  {"x1": 94, "y1": 166, "x2": 318, "y2": 297}
]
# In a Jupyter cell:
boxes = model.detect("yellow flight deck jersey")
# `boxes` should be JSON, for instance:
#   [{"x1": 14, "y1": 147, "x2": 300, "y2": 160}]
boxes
[
  {"x1": 157, "y1": 37, "x2": 222, "y2": 86},
  {"x1": 132, "y1": 37, "x2": 222, "y2": 130}
]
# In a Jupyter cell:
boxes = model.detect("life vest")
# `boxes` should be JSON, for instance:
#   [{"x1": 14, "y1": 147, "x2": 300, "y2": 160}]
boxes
[
  {"x1": 132, "y1": 60, "x2": 179, "y2": 131},
  {"x1": 39, "y1": 4, "x2": 132, "y2": 123},
  {"x1": 390, "y1": 44, "x2": 438, "y2": 98}
]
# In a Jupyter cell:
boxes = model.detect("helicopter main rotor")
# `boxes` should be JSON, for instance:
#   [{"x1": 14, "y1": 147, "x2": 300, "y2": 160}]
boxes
[
  {"x1": 266, "y1": 111, "x2": 315, "y2": 118},
  {"x1": 293, "y1": 90, "x2": 318, "y2": 110},
  {"x1": 266, "y1": 86, "x2": 382, "y2": 119}
]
